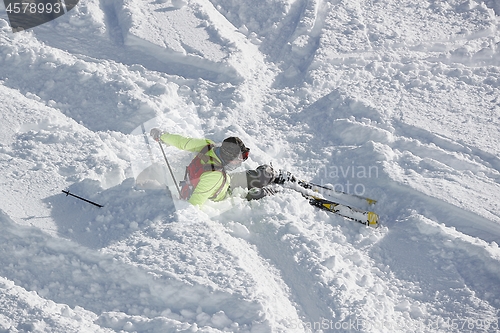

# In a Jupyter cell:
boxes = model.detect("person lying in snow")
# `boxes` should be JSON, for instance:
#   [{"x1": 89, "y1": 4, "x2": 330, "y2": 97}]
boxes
[{"x1": 150, "y1": 128, "x2": 276, "y2": 206}]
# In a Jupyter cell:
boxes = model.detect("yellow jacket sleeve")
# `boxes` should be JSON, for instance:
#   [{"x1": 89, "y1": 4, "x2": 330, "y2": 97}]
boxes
[{"x1": 160, "y1": 133, "x2": 213, "y2": 153}]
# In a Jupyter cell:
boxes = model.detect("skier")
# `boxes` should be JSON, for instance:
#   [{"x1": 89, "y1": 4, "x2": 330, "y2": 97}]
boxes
[{"x1": 150, "y1": 128, "x2": 276, "y2": 206}]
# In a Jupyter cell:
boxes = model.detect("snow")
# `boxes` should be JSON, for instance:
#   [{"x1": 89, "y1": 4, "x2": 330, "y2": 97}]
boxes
[{"x1": 1, "y1": 0, "x2": 500, "y2": 331}]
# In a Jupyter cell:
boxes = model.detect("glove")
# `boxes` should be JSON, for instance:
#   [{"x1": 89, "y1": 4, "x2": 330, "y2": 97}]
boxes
[
  {"x1": 150, "y1": 128, "x2": 163, "y2": 142},
  {"x1": 246, "y1": 187, "x2": 278, "y2": 201}
]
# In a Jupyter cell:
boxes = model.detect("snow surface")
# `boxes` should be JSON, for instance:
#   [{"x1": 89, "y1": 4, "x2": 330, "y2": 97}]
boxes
[{"x1": 1, "y1": 0, "x2": 500, "y2": 332}]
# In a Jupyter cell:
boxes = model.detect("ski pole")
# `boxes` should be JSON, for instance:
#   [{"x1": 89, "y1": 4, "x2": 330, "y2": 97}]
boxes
[
  {"x1": 158, "y1": 141, "x2": 182, "y2": 197},
  {"x1": 62, "y1": 190, "x2": 103, "y2": 208}
]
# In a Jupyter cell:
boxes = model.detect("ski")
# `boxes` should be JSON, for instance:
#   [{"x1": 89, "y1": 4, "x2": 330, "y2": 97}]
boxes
[
  {"x1": 301, "y1": 181, "x2": 377, "y2": 205},
  {"x1": 274, "y1": 170, "x2": 379, "y2": 227},
  {"x1": 308, "y1": 196, "x2": 379, "y2": 227},
  {"x1": 273, "y1": 170, "x2": 377, "y2": 206}
]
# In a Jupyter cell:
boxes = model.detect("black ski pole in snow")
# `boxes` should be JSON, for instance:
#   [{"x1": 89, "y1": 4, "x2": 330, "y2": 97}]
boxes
[
  {"x1": 62, "y1": 190, "x2": 103, "y2": 208},
  {"x1": 158, "y1": 141, "x2": 182, "y2": 197}
]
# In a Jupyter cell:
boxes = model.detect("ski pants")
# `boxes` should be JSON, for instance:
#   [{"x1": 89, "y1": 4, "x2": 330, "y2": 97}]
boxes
[{"x1": 229, "y1": 165, "x2": 275, "y2": 200}]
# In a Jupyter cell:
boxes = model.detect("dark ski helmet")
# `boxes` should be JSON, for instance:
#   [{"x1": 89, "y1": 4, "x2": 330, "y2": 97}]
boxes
[{"x1": 220, "y1": 137, "x2": 249, "y2": 164}]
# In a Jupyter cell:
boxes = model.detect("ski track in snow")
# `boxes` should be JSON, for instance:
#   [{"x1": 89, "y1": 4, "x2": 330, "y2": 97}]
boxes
[{"x1": 1, "y1": 0, "x2": 500, "y2": 332}]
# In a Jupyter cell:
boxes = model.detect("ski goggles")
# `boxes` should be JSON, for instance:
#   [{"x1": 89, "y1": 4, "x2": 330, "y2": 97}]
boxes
[
  {"x1": 242, "y1": 148, "x2": 250, "y2": 161},
  {"x1": 228, "y1": 147, "x2": 250, "y2": 166}
]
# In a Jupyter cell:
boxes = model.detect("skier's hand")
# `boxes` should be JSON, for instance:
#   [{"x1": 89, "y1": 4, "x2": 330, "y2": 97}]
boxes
[{"x1": 150, "y1": 128, "x2": 163, "y2": 142}]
